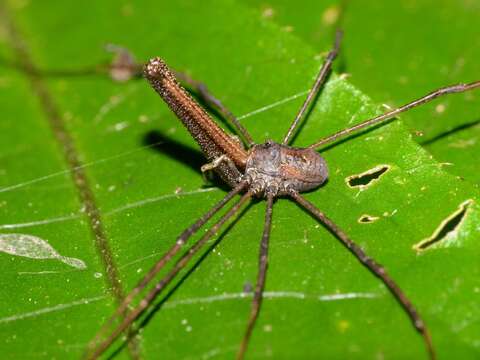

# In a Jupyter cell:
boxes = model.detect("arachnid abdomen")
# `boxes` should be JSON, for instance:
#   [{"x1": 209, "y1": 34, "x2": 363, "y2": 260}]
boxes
[{"x1": 245, "y1": 141, "x2": 328, "y2": 197}]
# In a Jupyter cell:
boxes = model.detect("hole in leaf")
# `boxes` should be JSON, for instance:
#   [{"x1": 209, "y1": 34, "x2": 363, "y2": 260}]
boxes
[
  {"x1": 358, "y1": 214, "x2": 380, "y2": 224},
  {"x1": 413, "y1": 200, "x2": 472, "y2": 251},
  {"x1": 346, "y1": 165, "x2": 390, "y2": 188}
]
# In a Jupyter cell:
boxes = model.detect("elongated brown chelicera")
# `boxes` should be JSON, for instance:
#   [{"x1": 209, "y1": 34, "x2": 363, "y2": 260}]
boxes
[{"x1": 86, "y1": 31, "x2": 480, "y2": 360}]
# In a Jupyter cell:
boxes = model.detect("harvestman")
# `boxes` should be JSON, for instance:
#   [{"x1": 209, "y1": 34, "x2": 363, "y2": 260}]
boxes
[{"x1": 86, "y1": 31, "x2": 480, "y2": 359}]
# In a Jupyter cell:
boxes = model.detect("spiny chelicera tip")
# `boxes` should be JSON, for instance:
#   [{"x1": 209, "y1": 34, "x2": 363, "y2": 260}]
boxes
[{"x1": 144, "y1": 57, "x2": 171, "y2": 80}]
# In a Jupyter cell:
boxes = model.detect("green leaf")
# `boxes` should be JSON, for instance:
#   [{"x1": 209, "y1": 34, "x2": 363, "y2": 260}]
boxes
[
  {"x1": 0, "y1": 1, "x2": 479, "y2": 359},
  {"x1": 242, "y1": 0, "x2": 480, "y2": 184}
]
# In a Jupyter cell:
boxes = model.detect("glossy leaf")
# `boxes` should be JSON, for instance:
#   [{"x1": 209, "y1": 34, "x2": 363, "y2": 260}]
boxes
[
  {"x1": 242, "y1": 0, "x2": 480, "y2": 183},
  {"x1": 0, "y1": 1, "x2": 479, "y2": 359}
]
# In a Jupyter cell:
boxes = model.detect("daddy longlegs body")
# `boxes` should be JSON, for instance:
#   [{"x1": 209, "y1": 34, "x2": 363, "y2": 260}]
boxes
[{"x1": 86, "y1": 31, "x2": 480, "y2": 359}]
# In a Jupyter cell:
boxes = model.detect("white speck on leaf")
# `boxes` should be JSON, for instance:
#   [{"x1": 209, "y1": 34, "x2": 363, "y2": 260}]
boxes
[{"x1": 435, "y1": 103, "x2": 446, "y2": 113}]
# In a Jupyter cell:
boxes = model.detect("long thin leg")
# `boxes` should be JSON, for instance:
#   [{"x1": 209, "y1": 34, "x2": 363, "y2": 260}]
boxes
[
  {"x1": 289, "y1": 191, "x2": 435, "y2": 360},
  {"x1": 106, "y1": 44, "x2": 143, "y2": 82},
  {"x1": 282, "y1": 30, "x2": 343, "y2": 145},
  {"x1": 16, "y1": 38, "x2": 253, "y2": 145},
  {"x1": 103, "y1": 46, "x2": 255, "y2": 147},
  {"x1": 237, "y1": 194, "x2": 274, "y2": 360},
  {"x1": 309, "y1": 81, "x2": 480, "y2": 150},
  {"x1": 86, "y1": 191, "x2": 252, "y2": 360},
  {"x1": 87, "y1": 181, "x2": 247, "y2": 356},
  {"x1": 175, "y1": 71, "x2": 255, "y2": 147}
]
